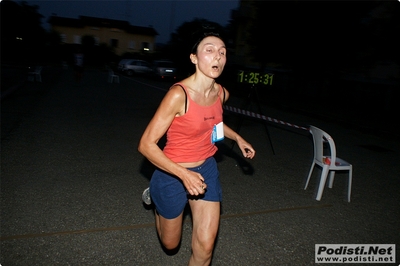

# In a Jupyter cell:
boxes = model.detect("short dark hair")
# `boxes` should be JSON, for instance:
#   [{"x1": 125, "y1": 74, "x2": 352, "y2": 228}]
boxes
[{"x1": 190, "y1": 32, "x2": 224, "y2": 54}]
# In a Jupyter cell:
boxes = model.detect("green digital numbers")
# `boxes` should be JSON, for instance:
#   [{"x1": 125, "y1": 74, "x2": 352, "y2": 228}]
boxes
[{"x1": 237, "y1": 71, "x2": 274, "y2": 85}]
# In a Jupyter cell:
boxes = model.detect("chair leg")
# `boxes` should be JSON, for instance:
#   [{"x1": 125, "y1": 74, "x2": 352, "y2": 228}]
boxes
[
  {"x1": 304, "y1": 162, "x2": 315, "y2": 189},
  {"x1": 348, "y1": 167, "x2": 353, "y2": 202},
  {"x1": 316, "y1": 165, "x2": 330, "y2": 201},
  {"x1": 328, "y1": 171, "x2": 336, "y2": 188}
]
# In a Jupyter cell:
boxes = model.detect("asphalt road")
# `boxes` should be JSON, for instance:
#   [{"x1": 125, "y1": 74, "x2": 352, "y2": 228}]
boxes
[{"x1": 1, "y1": 66, "x2": 399, "y2": 265}]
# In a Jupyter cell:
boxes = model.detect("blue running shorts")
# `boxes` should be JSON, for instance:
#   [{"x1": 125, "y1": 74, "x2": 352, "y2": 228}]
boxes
[{"x1": 149, "y1": 157, "x2": 222, "y2": 219}]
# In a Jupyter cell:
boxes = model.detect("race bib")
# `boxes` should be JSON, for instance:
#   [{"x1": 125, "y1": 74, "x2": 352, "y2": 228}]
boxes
[{"x1": 212, "y1": 122, "x2": 224, "y2": 143}]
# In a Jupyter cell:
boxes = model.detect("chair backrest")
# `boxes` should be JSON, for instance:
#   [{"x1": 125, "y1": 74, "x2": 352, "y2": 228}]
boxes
[{"x1": 309, "y1": 125, "x2": 337, "y2": 165}]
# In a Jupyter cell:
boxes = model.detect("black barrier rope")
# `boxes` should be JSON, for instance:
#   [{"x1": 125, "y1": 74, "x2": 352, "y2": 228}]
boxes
[{"x1": 223, "y1": 105, "x2": 310, "y2": 131}]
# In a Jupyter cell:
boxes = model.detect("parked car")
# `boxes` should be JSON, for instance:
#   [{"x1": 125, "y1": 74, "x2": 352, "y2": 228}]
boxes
[
  {"x1": 118, "y1": 59, "x2": 153, "y2": 76},
  {"x1": 152, "y1": 60, "x2": 177, "y2": 80},
  {"x1": 117, "y1": 59, "x2": 131, "y2": 72}
]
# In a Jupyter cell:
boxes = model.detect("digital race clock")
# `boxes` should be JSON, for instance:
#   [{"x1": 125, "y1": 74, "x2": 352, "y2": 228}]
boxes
[{"x1": 237, "y1": 70, "x2": 274, "y2": 86}]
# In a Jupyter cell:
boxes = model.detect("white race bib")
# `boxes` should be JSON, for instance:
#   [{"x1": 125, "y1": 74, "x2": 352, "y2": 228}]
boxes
[{"x1": 211, "y1": 122, "x2": 224, "y2": 143}]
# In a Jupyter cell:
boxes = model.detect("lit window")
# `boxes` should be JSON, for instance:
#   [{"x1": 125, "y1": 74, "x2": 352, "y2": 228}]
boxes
[{"x1": 141, "y1": 42, "x2": 150, "y2": 51}]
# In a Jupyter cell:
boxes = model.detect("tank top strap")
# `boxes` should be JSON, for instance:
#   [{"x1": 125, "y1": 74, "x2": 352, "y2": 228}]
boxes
[
  {"x1": 171, "y1": 82, "x2": 188, "y2": 113},
  {"x1": 217, "y1": 84, "x2": 226, "y2": 105}
]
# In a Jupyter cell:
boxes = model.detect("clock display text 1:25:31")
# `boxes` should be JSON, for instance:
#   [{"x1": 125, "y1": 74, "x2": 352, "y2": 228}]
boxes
[{"x1": 237, "y1": 71, "x2": 274, "y2": 85}]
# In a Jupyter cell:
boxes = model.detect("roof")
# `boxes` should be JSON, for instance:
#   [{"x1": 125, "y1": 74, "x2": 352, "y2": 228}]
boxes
[
  {"x1": 48, "y1": 15, "x2": 158, "y2": 36},
  {"x1": 48, "y1": 16, "x2": 84, "y2": 28},
  {"x1": 80, "y1": 16, "x2": 130, "y2": 28}
]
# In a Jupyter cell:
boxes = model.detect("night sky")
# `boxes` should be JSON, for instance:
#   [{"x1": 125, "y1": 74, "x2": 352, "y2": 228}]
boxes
[{"x1": 24, "y1": 0, "x2": 240, "y2": 44}]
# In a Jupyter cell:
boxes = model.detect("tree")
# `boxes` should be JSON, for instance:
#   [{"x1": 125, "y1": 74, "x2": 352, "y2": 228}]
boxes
[
  {"x1": 81, "y1": 35, "x2": 96, "y2": 65},
  {"x1": 44, "y1": 30, "x2": 63, "y2": 63},
  {"x1": 1, "y1": 0, "x2": 46, "y2": 63},
  {"x1": 245, "y1": 1, "x2": 399, "y2": 72}
]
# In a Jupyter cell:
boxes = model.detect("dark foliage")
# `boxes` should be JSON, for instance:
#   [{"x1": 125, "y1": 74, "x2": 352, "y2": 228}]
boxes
[
  {"x1": 1, "y1": 0, "x2": 46, "y2": 63},
  {"x1": 246, "y1": 1, "x2": 400, "y2": 71}
]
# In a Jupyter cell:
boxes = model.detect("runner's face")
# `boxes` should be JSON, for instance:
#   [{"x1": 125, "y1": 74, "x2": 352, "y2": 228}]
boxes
[{"x1": 193, "y1": 36, "x2": 226, "y2": 79}]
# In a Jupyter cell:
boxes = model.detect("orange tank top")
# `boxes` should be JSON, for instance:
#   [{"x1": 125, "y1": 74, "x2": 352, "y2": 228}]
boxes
[{"x1": 163, "y1": 83, "x2": 224, "y2": 163}]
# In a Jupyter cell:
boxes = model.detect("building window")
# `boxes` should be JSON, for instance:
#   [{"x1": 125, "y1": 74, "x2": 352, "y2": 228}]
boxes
[
  {"x1": 141, "y1": 42, "x2": 150, "y2": 51},
  {"x1": 94, "y1": 37, "x2": 100, "y2": 46},
  {"x1": 129, "y1": 41, "x2": 135, "y2": 49},
  {"x1": 60, "y1": 34, "x2": 66, "y2": 43},
  {"x1": 74, "y1": 35, "x2": 81, "y2": 44},
  {"x1": 110, "y1": 39, "x2": 118, "y2": 48}
]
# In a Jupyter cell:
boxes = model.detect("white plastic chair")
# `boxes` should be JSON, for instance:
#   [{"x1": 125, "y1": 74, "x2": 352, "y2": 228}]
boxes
[
  {"x1": 28, "y1": 66, "x2": 42, "y2": 82},
  {"x1": 304, "y1": 125, "x2": 353, "y2": 202},
  {"x1": 108, "y1": 70, "x2": 119, "y2": 83}
]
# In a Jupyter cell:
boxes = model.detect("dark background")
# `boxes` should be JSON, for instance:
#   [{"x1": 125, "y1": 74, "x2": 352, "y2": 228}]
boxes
[{"x1": 1, "y1": 0, "x2": 399, "y2": 136}]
